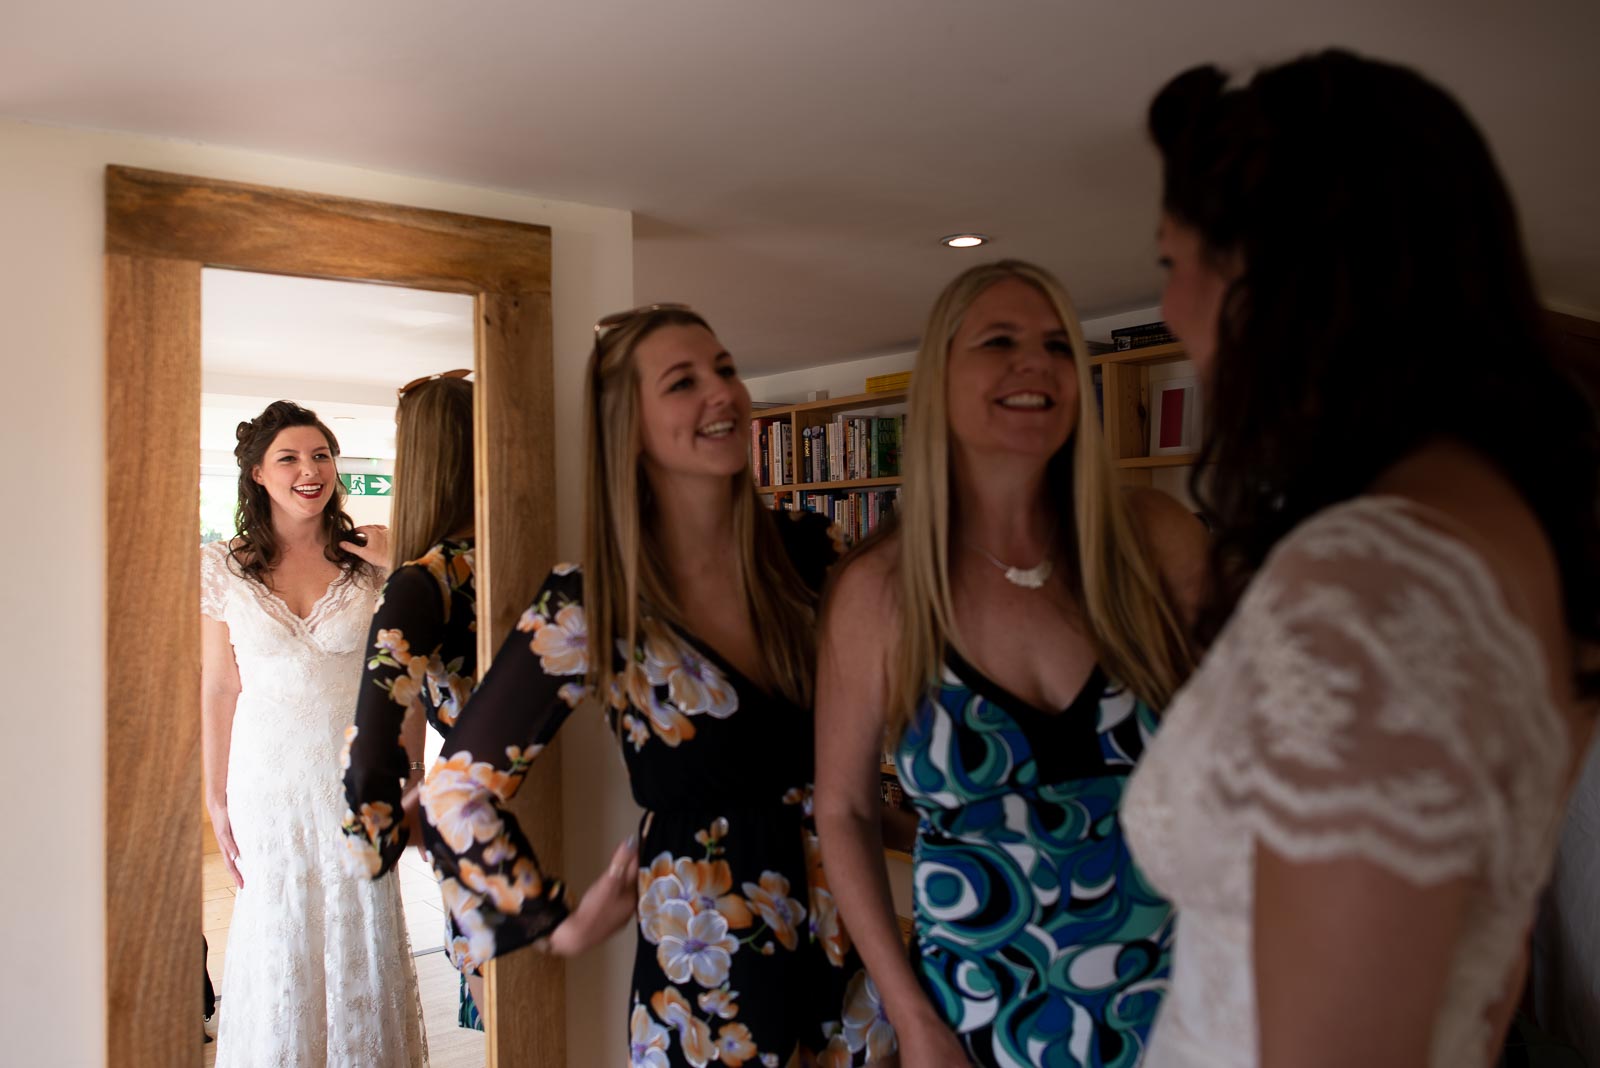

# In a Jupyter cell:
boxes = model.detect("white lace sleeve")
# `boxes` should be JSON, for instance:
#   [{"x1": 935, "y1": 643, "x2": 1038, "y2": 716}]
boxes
[
  {"x1": 200, "y1": 542, "x2": 230, "y2": 621},
  {"x1": 1207, "y1": 498, "x2": 1566, "y2": 889}
]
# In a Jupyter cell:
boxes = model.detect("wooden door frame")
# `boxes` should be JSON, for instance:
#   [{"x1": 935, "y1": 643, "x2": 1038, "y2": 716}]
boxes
[{"x1": 104, "y1": 165, "x2": 564, "y2": 1068}]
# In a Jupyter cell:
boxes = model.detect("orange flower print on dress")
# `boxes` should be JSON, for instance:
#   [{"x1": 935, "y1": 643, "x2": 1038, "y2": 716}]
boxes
[
  {"x1": 662, "y1": 642, "x2": 738, "y2": 720},
  {"x1": 638, "y1": 847, "x2": 755, "y2": 946},
  {"x1": 656, "y1": 901, "x2": 737, "y2": 987},
  {"x1": 628, "y1": 663, "x2": 697, "y2": 747},
  {"x1": 803, "y1": 830, "x2": 852, "y2": 966},
  {"x1": 339, "y1": 724, "x2": 358, "y2": 771},
  {"x1": 697, "y1": 988, "x2": 738, "y2": 1020},
  {"x1": 433, "y1": 671, "x2": 474, "y2": 728},
  {"x1": 815, "y1": 1031, "x2": 853, "y2": 1068},
  {"x1": 340, "y1": 830, "x2": 383, "y2": 878},
  {"x1": 675, "y1": 857, "x2": 754, "y2": 929},
  {"x1": 459, "y1": 857, "x2": 536, "y2": 914},
  {"x1": 712, "y1": 1022, "x2": 758, "y2": 1067},
  {"x1": 417, "y1": 544, "x2": 452, "y2": 608},
  {"x1": 422, "y1": 752, "x2": 515, "y2": 853},
  {"x1": 388, "y1": 670, "x2": 426, "y2": 717},
  {"x1": 356, "y1": 800, "x2": 395, "y2": 844},
  {"x1": 440, "y1": 877, "x2": 497, "y2": 973},
  {"x1": 629, "y1": 1002, "x2": 671, "y2": 1068},
  {"x1": 841, "y1": 970, "x2": 896, "y2": 1060},
  {"x1": 622, "y1": 713, "x2": 651, "y2": 752},
  {"x1": 742, "y1": 872, "x2": 807, "y2": 952},
  {"x1": 527, "y1": 602, "x2": 588, "y2": 676},
  {"x1": 374, "y1": 627, "x2": 414, "y2": 662},
  {"x1": 650, "y1": 987, "x2": 715, "y2": 1068}
]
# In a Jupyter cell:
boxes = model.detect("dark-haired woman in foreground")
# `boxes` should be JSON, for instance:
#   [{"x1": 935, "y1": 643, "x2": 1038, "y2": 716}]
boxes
[
  {"x1": 202, "y1": 400, "x2": 427, "y2": 1066},
  {"x1": 1120, "y1": 50, "x2": 1600, "y2": 1068}
]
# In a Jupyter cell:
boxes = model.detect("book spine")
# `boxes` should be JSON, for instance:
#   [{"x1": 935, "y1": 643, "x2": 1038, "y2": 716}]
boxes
[{"x1": 1110, "y1": 321, "x2": 1170, "y2": 339}]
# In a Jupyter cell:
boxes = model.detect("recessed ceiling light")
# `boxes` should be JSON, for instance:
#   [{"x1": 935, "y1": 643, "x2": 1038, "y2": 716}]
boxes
[{"x1": 941, "y1": 233, "x2": 989, "y2": 248}]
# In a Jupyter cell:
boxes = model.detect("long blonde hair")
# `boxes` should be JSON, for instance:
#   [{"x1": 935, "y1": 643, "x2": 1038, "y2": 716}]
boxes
[
  {"x1": 389, "y1": 376, "x2": 474, "y2": 568},
  {"x1": 889, "y1": 260, "x2": 1193, "y2": 739},
  {"x1": 582, "y1": 308, "x2": 821, "y2": 717}
]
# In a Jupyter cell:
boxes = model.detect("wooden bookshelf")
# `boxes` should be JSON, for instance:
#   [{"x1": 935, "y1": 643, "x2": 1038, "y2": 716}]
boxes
[
  {"x1": 1089, "y1": 341, "x2": 1188, "y2": 368},
  {"x1": 1116, "y1": 453, "x2": 1200, "y2": 469},
  {"x1": 750, "y1": 389, "x2": 908, "y2": 541},
  {"x1": 1096, "y1": 343, "x2": 1204, "y2": 487},
  {"x1": 756, "y1": 388, "x2": 907, "y2": 418},
  {"x1": 760, "y1": 475, "x2": 902, "y2": 496}
]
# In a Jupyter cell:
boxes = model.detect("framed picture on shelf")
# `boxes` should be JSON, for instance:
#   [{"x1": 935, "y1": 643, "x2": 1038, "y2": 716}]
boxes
[{"x1": 1148, "y1": 374, "x2": 1201, "y2": 456}]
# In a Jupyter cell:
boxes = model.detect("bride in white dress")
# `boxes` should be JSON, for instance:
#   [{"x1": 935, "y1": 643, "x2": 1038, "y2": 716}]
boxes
[
  {"x1": 202, "y1": 400, "x2": 428, "y2": 1067},
  {"x1": 1121, "y1": 53, "x2": 1598, "y2": 1068}
]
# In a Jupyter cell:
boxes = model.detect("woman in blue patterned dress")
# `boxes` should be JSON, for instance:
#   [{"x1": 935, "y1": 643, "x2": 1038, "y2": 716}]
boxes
[{"x1": 815, "y1": 260, "x2": 1207, "y2": 1067}]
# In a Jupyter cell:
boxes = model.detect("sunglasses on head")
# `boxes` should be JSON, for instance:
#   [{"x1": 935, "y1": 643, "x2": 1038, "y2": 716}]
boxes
[
  {"x1": 397, "y1": 368, "x2": 472, "y2": 399},
  {"x1": 593, "y1": 302, "x2": 694, "y2": 341}
]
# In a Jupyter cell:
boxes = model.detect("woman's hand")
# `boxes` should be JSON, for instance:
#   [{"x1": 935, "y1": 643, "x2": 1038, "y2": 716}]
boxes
[
  {"x1": 892, "y1": 1006, "x2": 970, "y2": 1067},
  {"x1": 344, "y1": 525, "x2": 391, "y2": 568},
  {"x1": 207, "y1": 798, "x2": 244, "y2": 889},
  {"x1": 545, "y1": 835, "x2": 639, "y2": 957},
  {"x1": 399, "y1": 782, "x2": 425, "y2": 854}
]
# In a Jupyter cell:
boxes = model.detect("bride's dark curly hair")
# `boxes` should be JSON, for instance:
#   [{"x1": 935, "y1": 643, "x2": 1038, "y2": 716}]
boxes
[
  {"x1": 227, "y1": 400, "x2": 369, "y2": 587},
  {"x1": 1150, "y1": 49, "x2": 1600, "y2": 698}
]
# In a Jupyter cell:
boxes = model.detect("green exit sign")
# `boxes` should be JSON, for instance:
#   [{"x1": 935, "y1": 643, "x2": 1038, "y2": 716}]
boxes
[{"x1": 340, "y1": 473, "x2": 392, "y2": 497}]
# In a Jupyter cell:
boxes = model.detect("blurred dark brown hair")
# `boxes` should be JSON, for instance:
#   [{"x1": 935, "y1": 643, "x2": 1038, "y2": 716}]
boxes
[{"x1": 1150, "y1": 49, "x2": 1600, "y2": 696}]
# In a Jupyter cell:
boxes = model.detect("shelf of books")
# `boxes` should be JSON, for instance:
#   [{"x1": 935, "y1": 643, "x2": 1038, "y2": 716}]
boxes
[{"x1": 751, "y1": 388, "x2": 908, "y2": 545}]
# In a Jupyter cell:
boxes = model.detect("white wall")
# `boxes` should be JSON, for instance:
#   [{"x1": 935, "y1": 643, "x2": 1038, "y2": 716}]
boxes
[{"x1": 0, "y1": 116, "x2": 633, "y2": 1067}]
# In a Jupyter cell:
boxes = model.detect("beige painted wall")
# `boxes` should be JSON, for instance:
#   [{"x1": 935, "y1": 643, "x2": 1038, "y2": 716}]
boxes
[{"x1": 0, "y1": 116, "x2": 634, "y2": 1066}]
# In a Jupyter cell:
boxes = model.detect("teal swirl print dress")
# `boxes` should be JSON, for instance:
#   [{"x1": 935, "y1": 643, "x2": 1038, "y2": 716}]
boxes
[{"x1": 895, "y1": 649, "x2": 1172, "y2": 1068}]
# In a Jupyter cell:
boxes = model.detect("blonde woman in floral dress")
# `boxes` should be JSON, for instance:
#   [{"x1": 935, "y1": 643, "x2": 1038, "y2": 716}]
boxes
[
  {"x1": 338, "y1": 372, "x2": 492, "y2": 1030},
  {"x1": 421, "y1": 305, "x2": 896, "y2": 1067}
]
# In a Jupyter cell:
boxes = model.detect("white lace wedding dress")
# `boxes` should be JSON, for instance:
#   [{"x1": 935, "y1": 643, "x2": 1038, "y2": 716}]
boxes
[
  {"x1": 1122, "y1": 497, "x2": 1572, "y2": 1068},
  {"x1": 202, "y1": 541, "x2": 428, "y2": 1068}
]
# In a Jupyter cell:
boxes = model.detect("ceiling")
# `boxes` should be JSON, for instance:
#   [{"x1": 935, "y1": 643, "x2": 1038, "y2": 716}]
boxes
[
  {"x1": 200, "y1": 269, "x2": 476, "y2": 462},
  {"x1": 6, "y1": 0, "x2": 1596, "y2": 374}
]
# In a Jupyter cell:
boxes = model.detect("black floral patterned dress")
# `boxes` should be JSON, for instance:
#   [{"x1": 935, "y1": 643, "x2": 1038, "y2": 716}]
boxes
[
  {"x1": 338, "y1": 537, "x2": 487, "y2": 1027},
  {"x1": 420, "y1": 512, "x2": 895, "y2": 1068}
]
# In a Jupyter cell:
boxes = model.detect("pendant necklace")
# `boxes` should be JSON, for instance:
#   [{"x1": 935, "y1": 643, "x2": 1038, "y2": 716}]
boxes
[{"x1": 972, "y1": 545, "x2": 1054, "y2": 590}]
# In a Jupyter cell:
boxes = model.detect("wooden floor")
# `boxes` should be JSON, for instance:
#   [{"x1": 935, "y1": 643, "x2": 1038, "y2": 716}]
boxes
[{"x1": 202, "y1": 849, "x2": 485, "y2": 1067}]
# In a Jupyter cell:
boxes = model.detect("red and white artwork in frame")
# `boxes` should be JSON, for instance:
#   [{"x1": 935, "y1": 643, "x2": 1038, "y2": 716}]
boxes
[{"x1": 1149, "y1": 374, "x2": 1202, "y2": 456}]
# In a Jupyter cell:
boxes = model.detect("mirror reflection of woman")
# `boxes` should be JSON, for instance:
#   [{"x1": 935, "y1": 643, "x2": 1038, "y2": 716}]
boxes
[
  {"x1": 420, "y1": 305, "x2": 898, "y2": 1067},
  {"x1": 339, "y1": 370, "x2": 489, "y2": 1032},
  {"x1": 201, "y1": 400, "x2": 427, "y2": 1066}
]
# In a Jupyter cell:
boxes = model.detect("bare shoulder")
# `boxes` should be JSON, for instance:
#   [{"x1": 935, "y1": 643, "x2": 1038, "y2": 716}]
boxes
[
  {"x1": 822, "y1": 532, "x2": 901, "y2": 633},
  {"x1": 1371, "y1": 443, "x2": 1556, "y2": 584},
  {"x1": 1124, "y1": 487, "x2": 1209, "y2": 618},
  {"x1": 1372, "y1": 441, "x2": 1572, "y2": 701}
]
